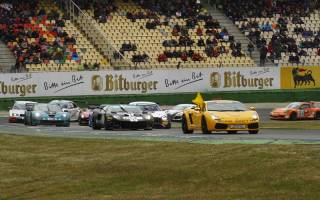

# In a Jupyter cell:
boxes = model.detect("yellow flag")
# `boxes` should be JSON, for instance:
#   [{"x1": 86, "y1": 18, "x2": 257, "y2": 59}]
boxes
[{"x1": 192, "y1": 92, "x2": 205, "y2": 110}]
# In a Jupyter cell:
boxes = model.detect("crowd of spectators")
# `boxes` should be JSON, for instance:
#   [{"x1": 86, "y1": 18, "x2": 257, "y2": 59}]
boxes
[
  {"x1": 132, "y1": 52, "x2": 149, "y2": 64},
  {"x1": 222, "y1": 0, "x2": 320, "y2": 65},
  {"x1": 125, "y1": 0, "x2": 244, "y2": 64},
  {"x1": 126, "y1": 10, "x2": 157, "y2": 22},
  {"x1": 73, "y1": 0, "x2": 117, "y2": 23},
  {"x1": 113, "y1": 41, "x2": 137, "y2": 60},
  {"x1": 0, "y1": 0, "x2": 81, "y2": 72},
  {"x1": 223, "y1": 0, "x2": 310, "y2": 22},
  {"x1": 133, "y1": 0, "x2": 202, "y2": 19},
  {"x1": 158, "y1": 49, "x2": 204, "y2": 62},
  {"x1": 93, "y1": 0, "x2": 117, "y2": 23}
]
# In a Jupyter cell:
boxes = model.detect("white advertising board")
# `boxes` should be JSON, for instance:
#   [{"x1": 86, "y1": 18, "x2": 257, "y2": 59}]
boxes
[{"x1": 0, "y1": 67, "x2": 280, "y2": 98}]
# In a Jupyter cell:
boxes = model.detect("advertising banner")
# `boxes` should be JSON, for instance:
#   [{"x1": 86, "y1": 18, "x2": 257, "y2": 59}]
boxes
[
  {"x1": 206, "y1": 67, "x2": 279, "y2": 91},
  {"x1": 0, "y1": 67, "x2": 280, "y2": 98},
  {"x1": 281, "y1": 66, "x2": 320, "y2": 89}
]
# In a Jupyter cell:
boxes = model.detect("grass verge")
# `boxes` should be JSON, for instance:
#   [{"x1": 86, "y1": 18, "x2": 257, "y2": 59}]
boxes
[
  {"x1": 0, "y1": 134, "x2": 319, "y2": 200},
  {"x1": 261, "y1": 120, "x2": 320, "y2": 130}
]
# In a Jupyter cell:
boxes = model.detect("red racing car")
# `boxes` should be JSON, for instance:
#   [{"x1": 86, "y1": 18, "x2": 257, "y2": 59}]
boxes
[
  {"x1": 270, "y1": 102, "x2": 320, "y2": 120},
  {"x1": 78, "y1": 105, "x2": 99, "y2": 126}
]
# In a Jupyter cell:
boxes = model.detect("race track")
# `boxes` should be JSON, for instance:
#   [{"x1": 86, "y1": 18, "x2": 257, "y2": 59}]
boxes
[{"x1": 1, "y1": 116, "x2": 320, "y2": 144}]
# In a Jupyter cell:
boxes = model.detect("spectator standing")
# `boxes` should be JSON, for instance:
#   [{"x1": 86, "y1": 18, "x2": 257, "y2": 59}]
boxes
[
  {"x1": 247, "y1": 42, "x2": 254, "y2": 57},
  {"x1": 260, "y1": 46, "x2": 267, "y2": 66}
]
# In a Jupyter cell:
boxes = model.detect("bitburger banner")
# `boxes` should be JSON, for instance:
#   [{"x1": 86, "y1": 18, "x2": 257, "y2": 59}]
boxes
[{"x1": 0, "y1": 67, "x2": 280, "y2": 98}]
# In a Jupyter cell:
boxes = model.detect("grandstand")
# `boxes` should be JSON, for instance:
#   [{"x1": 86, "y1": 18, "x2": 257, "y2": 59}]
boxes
[
  {"x1": 223, "y1": 0, "x2": 320, "y2": 66},
  {"x1": 0, "y1": 0, "x2": 319, "y2": 72}
]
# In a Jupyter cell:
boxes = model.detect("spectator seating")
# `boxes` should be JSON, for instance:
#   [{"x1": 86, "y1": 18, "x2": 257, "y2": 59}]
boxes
[
  {"x1": 223, "y1": 0, "x2": 320, "y2": 66},
  {"x1": 0, "y1": 0, "x2": 110, "y2": 72},
  {"x1": 80, "y1": 1, "x2": 255, "y2": 69}
]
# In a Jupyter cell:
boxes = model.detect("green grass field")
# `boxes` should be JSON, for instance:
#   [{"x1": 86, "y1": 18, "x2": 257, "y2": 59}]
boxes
[
  {"x1": 0, "y1": 134, "x2": 319, "y2": 200},
  {"x1": 261, "y1": 120, "x2": 320, "y2": 130}
]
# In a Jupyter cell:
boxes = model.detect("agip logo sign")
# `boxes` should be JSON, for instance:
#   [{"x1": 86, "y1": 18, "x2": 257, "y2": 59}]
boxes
[
  {"x1": 281, "y1": 66, "x2": 319, "y2": 89},
  {"x1": 291, "y1": 67, "x2": 315, "y2": 88}
]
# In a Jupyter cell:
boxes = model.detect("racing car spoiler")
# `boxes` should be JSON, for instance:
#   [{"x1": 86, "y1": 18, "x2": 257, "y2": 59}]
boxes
[{"x1": 87, "y1": 105, "x2": 100, "y2": 109}]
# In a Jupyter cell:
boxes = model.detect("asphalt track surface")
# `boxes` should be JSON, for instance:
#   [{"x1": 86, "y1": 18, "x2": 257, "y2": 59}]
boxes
[
  {"x1": 0, "y1": 115, "x2": 320, "y2": 144},
  {"x1": 1, "y1": 107, "x2": 319, "y2": 144}
]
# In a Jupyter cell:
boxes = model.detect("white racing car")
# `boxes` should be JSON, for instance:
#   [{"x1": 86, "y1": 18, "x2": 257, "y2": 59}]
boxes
[
  {"x1": 129, "y1": 101, "x2": 171, "y2": 129},
  {"x1": 166, "y1": 104, "x2": 196, "y2": 122},
  {"x1": 49, "y1": 100, "x2": 81, "y2": 121},
  {"x1": 8, "y1": 101, "x2": 37, "y2": 123}
]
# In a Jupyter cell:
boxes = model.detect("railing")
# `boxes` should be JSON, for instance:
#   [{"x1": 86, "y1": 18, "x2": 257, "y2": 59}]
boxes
[{"x1": 60, "y1": 0, "x2": 132, "y2": 69}]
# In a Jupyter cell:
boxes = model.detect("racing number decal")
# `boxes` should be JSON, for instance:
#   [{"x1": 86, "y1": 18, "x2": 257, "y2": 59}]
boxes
[
  {"x1": 298, "y1": 109, "x2": 305, "y2": 118},
  {"x1": 299, "y1": 104, "x2": 312, "y2": 119}
]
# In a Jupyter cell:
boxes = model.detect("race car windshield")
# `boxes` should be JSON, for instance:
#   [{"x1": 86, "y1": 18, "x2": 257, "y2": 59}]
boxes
[
  {"x1": 137, "y1": 104, "x2": 161, "y2": 111},
  {"x1": 207, "y1": 102, "x2": 247, "y2": 111},
  {"x1": 172, "y1": 104, "x2": 194, "y2": 110},
  {"x1": 34, "y1": 104, "x2": 62, "y2": 112},
  {"x1": 108, "y1": 106, "x2": 123, "y2": 113},
  {"x1": 120, "y1": 106, "x2": 142, "y2": 113},
  {"x1": 286, "y1": 103, "x2": 300, "y2": 109},
  {"x1": 50, "y1": 101, "x2": 69, "y2": 109},
  {"x1": 48, "y1": 104, "x2": 63, "y2": 112},
  {"x1": 52, "y1": 102, "x2": 69, "y2": 109},
  {"x1": 13, "y1": 103, "x2": 27, "y2": 110}
]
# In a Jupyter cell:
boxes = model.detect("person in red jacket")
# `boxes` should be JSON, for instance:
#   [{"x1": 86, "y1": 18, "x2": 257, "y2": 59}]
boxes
[
  {"x1": 180, "y1": 51, "x2": 188, "y2": 61},
  {"x1": 158, "y1": 53, "x2": 168, "y2": 62},
  {"x1": 196, "y1": 26, "x2": 203, "y2": 36},
  {"x1": 192, "y1": 52, "x2": 203, "y2": 61}
]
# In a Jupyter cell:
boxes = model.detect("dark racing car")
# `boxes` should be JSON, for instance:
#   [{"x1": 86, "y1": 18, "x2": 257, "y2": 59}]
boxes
[
  {"x1": 88, "y1": 104, "x2": 111, "y2": 127},
  {"x1": 91, "y1": 104, "x2": 154, "y2": 130}
]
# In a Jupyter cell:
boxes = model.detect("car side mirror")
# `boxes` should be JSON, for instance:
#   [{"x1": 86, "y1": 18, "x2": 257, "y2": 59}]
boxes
[{"x1": 249, "y1": 106, "x2": 256, "y2": 111}]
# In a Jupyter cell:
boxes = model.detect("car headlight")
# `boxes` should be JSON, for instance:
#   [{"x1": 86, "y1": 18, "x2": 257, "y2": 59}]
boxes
[
  {"x1": 113, "y1": 115, "x2": 121, "y2": 119},
  {"x1": 175, "y1": 112, "x2": 182, "y2": 116},
  {"x1": 161, "y1": 115, "x2": 168, "y2": 120},
  {"x1": 252, "y1": 113, "x2": 259, "y2": 120},
  {"x1": 34, "y1": 112, "x2": 41, "y2": 118},
  {"x1": 63, "y1": 113, "x2": 67, "y2": 118},
  {"x1": 211, "y1": 114, "x2": 220, "y2": 120},
  {"x1": 81, "y1": 114, "x2": 85, "y2": 118},
  {"x1": 145, "y1": 115, "x2": 152, "y2": 120},
  {"x1": 11, "y1": 113, "x2": 19, "y2": 117}
]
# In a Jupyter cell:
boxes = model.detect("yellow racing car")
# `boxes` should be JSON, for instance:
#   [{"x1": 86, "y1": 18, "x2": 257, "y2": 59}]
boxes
[{"x1": 182, "y1": 96, "x2": 259, "y2": 134}]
